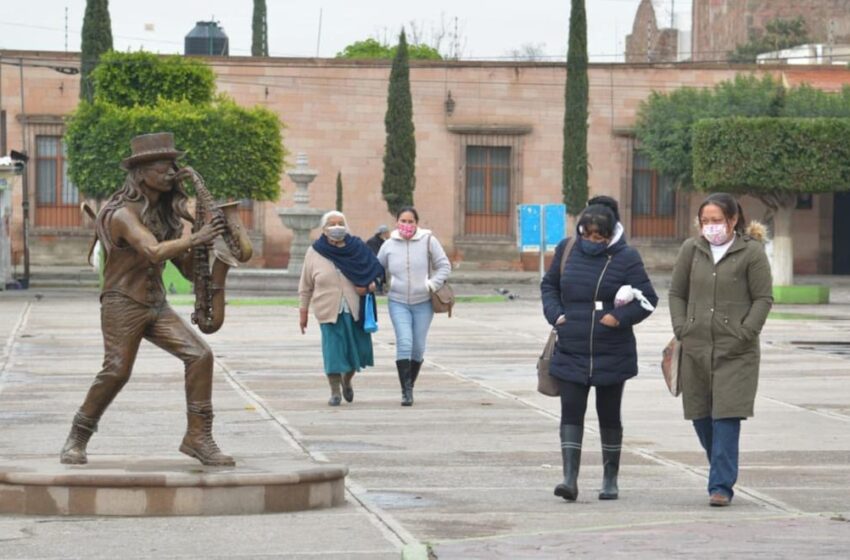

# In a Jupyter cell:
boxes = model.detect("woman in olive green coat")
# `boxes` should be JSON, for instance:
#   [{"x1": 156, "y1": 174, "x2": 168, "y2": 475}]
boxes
[{"x1": 669, "y1": 193, "x2": 773, "y2": 507}]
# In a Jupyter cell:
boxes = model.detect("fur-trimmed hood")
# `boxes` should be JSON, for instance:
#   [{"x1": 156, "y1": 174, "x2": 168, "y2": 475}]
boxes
[{"x1": 744, "y1": 221, "x2": 767, "y2": 242}]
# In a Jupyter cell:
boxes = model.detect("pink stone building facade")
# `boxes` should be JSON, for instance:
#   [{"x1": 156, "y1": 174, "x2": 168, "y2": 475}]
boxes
[{"x1": 1, "y1": 50, "x2": 846, "y2": 274}]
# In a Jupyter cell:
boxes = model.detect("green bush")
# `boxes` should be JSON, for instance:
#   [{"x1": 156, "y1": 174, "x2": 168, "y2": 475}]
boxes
[
  {"x1": 637, "y1": 74, "x2": 803, "y2": 187},
  {"x1": 336, "y1": 37, "x2": 442, "y2": 60},
  {"x1": 65, "y1": 98, "x2": 284, "y2": 201},
  {"x1": 67, "y1": 51, "x2": 284, "y2": 202},
  {"x1": 783, "y1": 84, "x2": 850, "y2": 118},
  {"x1": 692, "y1": 117, "x2": 850, "y2": 194},
  {"x1": 92, "y1": 51, "x2": 216, "y2": 107}
]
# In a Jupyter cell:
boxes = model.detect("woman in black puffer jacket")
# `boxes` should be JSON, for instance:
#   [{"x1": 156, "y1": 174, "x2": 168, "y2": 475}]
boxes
[{"x1": 541, "y1": 201, "x2": 658, "y2": 502}]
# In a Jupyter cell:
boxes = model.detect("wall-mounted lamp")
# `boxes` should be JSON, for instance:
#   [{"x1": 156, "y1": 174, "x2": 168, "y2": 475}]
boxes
[{"x1": 444, "y1": 90, "x2": 455, "y2": 116}]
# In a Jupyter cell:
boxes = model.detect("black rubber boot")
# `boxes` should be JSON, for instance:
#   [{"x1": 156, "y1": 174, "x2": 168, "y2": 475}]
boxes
[
  {"x1": 410, "y1": 360, "x2": 423, "y2": 388},
  {"x1": 396, "y1": 359, "x2": 413, "y2": 406},
  {"x1": 554, "y1": 424, "x2": 583, "y2": 501},
  {"x1": 599, "y1": 427, "x2": 623, "y2": 500}
]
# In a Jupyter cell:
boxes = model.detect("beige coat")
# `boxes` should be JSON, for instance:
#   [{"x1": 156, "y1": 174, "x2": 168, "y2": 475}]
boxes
[
  {"x1": 299, "y1": 247, "x2": 361, "y2": 324},
  {"x1": 668, "y1": 223, "x2": 773, "y2": 420}
]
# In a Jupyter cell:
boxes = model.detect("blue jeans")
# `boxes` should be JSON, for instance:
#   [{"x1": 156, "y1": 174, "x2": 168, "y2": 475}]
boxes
[
  {"x1": 388, "y1": 300, "x2": 434, "y2": 361},
  {"x1": 692, "y1": 417, "x2": 741, "y2": 499}
]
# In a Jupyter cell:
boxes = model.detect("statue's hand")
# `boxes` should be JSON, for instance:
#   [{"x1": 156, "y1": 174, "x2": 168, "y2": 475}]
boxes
[
  {"x1": 193, "y1": 218, "x2": 227, "y2": 246},
  {"x1": 172, "y1": 166, "x2": 195, "y2": 184}
]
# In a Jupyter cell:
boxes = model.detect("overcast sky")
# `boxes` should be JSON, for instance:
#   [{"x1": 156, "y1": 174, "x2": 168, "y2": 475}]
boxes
[{"x1": 0, "y1": 0, "x2": 691, "y2": 62}]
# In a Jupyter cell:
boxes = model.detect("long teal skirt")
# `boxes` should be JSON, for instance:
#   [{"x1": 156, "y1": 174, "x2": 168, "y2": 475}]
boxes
[{"x1": 320, "y1": 311, "x2": 374, "y2": 375}]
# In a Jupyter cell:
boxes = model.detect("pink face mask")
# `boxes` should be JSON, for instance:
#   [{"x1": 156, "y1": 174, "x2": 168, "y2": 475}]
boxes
[
  {"x1": 397, "y1": 223, "x2": 417, "y2": 239},
  {"x1": 702, "y1": 223, "x2": 730, "y2": 246}
]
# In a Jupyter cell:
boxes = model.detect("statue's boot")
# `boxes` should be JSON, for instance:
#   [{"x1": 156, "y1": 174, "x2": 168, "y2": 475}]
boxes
[
  {"x1": 179, "y1": 401, "x2": 235, "y2": 467},
  {"x1": 60, "y1": 412, "x2": 99, "y2": 465}
]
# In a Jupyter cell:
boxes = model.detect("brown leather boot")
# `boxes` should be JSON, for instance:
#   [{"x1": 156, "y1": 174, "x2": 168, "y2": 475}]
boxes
[
  {"x1": 179, "y1": 401, "x2": 235, "y2": 467},
  {"x1": 60, "y1": 412, "x2": 99, "y2": 465}
]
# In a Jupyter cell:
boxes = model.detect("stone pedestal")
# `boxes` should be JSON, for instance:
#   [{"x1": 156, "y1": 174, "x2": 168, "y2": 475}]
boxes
[
  {"x1": 0, "y1": 456, "x2": 347, "y2": 516},
  {"x1": 278, "y1": 153, "x2": 324, "y2": 276}
]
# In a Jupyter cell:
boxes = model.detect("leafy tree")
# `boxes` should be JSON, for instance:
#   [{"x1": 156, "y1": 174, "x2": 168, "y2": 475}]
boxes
[
  {"x1": 637, "y1": 74, "x2": 850, "y2": 286},
  {"x1": 336, "y1": 38, "x2": 442, "y2": 60},
  {"x1": 335, "y1": 171, "x2": 343, "y2": 211},
  {"x1": 693, "y1": 117, "x2": 850, "y2": 285},
  {"x1": 80, "y1": 0, "x2": 113, "y2": 102},
  {"x1": 252, "y1": 0, "x2": 269, "y2": 57},
  {"x1": 562, "y1": 0, "x2": 588, "y2": 216},
  {"x1": 66, "y1": 52, "x2": 285, "y2": 203},
  {"x1": 729, "y1": 17, "x2": 809, "y2": 63},
  {"x1": 635, "y1": 75, "x2": 784, "y2": 187},
  {"x1": 92, "y1": 51, "x2": 216, "y2": 107},
  {"x1": 381, "y1": 31, "x2": 416, "y2": 215}
]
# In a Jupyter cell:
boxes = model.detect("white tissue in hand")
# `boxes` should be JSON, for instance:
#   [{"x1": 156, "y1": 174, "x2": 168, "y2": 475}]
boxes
[{"x1": 614, "y1": 285, "x2": 634, "y2": 308}]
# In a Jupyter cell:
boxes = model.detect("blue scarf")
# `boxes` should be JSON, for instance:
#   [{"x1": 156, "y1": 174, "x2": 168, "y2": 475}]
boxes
[{"x1": 312, "y1": 234, "x2": 384, "y2": 287}]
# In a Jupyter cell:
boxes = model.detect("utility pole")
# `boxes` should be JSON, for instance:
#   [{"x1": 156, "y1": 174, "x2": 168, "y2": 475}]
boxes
[
  {"x1": 315, "y1": 8, "x2": 323, "y2": 57},
  {"x1": 65, "y1": 6, "x2": 69, "y2": 52}
]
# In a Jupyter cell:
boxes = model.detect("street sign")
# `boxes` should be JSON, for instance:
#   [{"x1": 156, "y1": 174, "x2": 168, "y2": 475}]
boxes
[{"x1": 517, "y1": 204, "x2": 567, "y2": 252}]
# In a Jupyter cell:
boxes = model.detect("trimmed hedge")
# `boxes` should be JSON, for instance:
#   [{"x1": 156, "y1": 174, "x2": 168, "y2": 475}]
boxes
[
  {"x1": 66, "y1": 98, "x2": 284, "y2": 201},
  {"x1": 92, "y1": 51, "x2": 216, "y2": 108},
  {"x1": 692, "y1": 117, "x2": 850, "y2": 193}
]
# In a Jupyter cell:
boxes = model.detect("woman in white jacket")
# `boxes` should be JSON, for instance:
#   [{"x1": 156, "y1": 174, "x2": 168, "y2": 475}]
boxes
[{"x1": 377, "y1": 207, "x2": 451, "y2": 406}]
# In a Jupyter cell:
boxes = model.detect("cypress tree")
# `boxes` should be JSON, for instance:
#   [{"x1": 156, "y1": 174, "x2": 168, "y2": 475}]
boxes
[
  {"x1": 381, "y1": 30, "x2": 416, "y2": 216},
  {"x1": 336, "y1": 171, "x2": 343, "y2": 211},
  {"x1": 562, "y1": 0, "x2": 588, "y2": 216},
  {"x1": 251, "y1": 0, "x2": 269, "y2": 57},
  {"x1": 80, "y1": 0, "x2": 113, "y2": 102}
]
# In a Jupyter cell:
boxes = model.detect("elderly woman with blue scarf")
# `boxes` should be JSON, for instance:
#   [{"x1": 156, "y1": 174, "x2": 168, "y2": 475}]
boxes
[{"x1": 299, "y1": 211, "x2": 385, "y2": 406}]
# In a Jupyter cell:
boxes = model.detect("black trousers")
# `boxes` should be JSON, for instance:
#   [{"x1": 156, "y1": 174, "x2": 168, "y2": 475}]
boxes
[{"x1": 557, "y1": 379, "x2": 625, "y2": 429}]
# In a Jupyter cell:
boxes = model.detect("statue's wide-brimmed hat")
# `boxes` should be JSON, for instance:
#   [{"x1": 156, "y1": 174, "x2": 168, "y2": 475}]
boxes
[{"x1": 120, "y1": 132, "x2": 185, "y2": 170}]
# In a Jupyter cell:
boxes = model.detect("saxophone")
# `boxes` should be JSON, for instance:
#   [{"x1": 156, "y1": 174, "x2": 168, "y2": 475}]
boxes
[{"x1": 183, "y1": 167, "x2": 253, "y2": 334}]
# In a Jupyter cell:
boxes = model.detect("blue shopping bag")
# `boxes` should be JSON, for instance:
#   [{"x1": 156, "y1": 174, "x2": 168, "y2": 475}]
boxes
[{"x1": 363, "y1": 293, "x2": 378, "y2": 333}]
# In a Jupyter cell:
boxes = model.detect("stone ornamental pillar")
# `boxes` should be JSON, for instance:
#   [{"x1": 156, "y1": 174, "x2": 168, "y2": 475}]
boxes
[{"x1": 277, "y1": 153, "x2": 325, "y2": 276}]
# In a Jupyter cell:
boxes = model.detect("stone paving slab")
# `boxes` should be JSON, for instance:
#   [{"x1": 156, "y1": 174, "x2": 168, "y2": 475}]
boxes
[
  {"x1": 1, "y1": 288, "x2": 849, "y2": 558},
  {"x1": 429, "y1": 515, "x2": 850, "y2": 559}
]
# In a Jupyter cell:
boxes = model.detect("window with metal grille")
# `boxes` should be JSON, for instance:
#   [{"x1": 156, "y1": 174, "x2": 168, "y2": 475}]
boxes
[
  {"x1": 35, "y1": 136, "x2": 81, "y2": 228},
  {"x1": 631, "y1": 151, "x2": 676, "y2": 238},
  {"x1": 465, "y1": 146, "x2": 511, "y2": 236}
]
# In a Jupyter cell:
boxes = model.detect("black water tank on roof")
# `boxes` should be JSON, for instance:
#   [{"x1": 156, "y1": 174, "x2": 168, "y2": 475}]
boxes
[{"x1": 185, "y1": 21, "x2": 229, "y2": 56}]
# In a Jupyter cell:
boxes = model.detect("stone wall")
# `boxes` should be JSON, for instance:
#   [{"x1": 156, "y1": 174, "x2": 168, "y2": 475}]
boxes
[
  {"x1": 692, "y1": 0, "x2": 850, "y2": 62},
  {"x1": 1, "y1": 51, "x2": 845, "y2": 272}
]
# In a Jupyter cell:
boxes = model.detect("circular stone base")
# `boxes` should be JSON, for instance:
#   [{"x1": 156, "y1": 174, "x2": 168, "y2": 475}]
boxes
[{"x1": 0, "y1": 456, "x2": 347, "y2": 516}]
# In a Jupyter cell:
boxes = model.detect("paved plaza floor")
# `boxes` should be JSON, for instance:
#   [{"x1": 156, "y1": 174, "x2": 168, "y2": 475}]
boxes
[{"x1": 1, "y1": 282, "x2": 849, "y2": 559}]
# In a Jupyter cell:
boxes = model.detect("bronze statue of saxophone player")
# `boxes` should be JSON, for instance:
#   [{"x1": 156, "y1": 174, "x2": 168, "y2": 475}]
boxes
[{"x1": 60, "y1": 132, "x2": 252, "y2": 467}]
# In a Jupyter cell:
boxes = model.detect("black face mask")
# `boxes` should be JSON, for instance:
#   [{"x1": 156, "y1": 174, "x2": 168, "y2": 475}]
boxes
[{"x1": 580, "y1": 238, "x2": 608, "y2": 256}]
